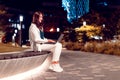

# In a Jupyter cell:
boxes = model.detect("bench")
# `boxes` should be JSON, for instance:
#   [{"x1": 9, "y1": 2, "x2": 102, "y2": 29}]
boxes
[{"x1": 0, "y1": 50, "x2": 51, "y2": 79}]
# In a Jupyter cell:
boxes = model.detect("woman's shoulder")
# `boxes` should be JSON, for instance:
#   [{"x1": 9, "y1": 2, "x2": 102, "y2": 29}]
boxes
[
  {"x1": 29, "y1": 23, "x2": 39, "y2": 31},
  {"x1": 30, "y1": 23, "x2": 36, "y2": 26},
  {"x1": 30, "y1": 23, "x2": 37, "y2": 28}
]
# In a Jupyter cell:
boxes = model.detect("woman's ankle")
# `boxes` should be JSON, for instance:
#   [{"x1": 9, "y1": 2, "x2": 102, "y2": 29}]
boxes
[{"x1": 51, "y1": 61, "x2": 59, "y2": 64}]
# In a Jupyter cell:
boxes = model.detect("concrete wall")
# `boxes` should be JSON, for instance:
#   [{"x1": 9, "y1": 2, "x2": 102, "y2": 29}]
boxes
[{"x1": 0, "y1": 51, "x2": 50, "y2": 78}]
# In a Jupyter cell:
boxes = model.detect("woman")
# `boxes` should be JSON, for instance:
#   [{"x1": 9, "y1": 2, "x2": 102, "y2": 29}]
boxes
[{"x1": 29, "y1": 11, "x2": 63, "y2": 72}]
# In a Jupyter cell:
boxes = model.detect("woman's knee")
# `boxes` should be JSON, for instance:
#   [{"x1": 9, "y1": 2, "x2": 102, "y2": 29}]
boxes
[{"x1": 56, "y1": 42, "x2": 62, "y2": 48}]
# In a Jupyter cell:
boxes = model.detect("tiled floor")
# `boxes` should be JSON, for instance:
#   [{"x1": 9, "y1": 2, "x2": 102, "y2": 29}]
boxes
[
  {"x1": 35, "y1": 50, "x2": 120, "y2": 80},
  {"x1": 1, "y1": 49, "x2": 120, "y2": 80}
]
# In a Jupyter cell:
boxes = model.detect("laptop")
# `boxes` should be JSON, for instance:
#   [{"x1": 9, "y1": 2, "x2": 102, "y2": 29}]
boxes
[{"x1": 45, "y1": 33, "x2": 64, "y2": 44}]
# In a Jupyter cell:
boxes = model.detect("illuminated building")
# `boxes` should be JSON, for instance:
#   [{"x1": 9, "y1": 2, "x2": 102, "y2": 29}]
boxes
[{"x1": 62, "y1": 0, "x2": 89, "y2": 23}]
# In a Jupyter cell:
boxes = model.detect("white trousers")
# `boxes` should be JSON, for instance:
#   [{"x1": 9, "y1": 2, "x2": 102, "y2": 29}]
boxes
[{"x1": 30, "y1": 42, "x2": 62, "y2": 61}]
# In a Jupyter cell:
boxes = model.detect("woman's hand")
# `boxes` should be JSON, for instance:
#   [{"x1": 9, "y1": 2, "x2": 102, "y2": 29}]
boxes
[{"x1": 48, "y1": 39, "x2": 56, "y2": 42}]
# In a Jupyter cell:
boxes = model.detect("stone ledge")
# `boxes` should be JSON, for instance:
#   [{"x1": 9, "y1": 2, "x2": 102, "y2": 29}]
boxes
[
  {"x1": 0, "y1": 51, "x2": 51, "y2": 60},
  {"x1": 0, "y1": 51, "x2": 51, "y2": 78}
]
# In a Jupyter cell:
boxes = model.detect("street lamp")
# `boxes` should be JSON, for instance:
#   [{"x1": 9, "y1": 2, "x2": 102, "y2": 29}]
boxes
[
  {"x1": 12, "y1": 29, "x2": 18, "y2": 46},
  {"x1": 18, "y1": 15, "x2": 23, "y2": 46},
  {"x1": 102, "y1": 24, "x2": 105, "y2": 28},
  {"x1": 83, "y1": 21, "x2": 86, "y2": 26},
  {"x1": 57, "y1": 28, "x2": 60, "y2": 32}
]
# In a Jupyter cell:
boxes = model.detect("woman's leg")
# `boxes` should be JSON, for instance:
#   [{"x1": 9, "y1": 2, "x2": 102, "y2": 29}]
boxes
[
  {"x1": 41, "y1": 42, "x2": 63, "y2": 72},
  {"x1": 49, "y1": 42, "x2": 63, "y2": 72},
  {"x1": 41, "y1": 42, "x2": 62, "y2": 61},
  {"x1": 51, "y1": 42, "x2": 62, "y2": 61}
]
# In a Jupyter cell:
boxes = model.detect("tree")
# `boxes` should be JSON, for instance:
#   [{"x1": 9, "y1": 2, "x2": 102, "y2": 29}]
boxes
[{"x1": 0, "y1": 5, "x2": 13, "y2": 30}]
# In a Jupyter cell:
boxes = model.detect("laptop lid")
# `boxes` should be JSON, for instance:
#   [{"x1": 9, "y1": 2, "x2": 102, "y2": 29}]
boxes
[
  {"x1": 57, "y1": 33, "x2": 64, "y2": 42},
  {"x1": 44, "y1": 33, "x2": 64, "y2": 44}
]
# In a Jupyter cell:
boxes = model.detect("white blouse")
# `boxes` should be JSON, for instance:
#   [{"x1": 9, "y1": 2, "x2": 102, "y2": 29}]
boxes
[{"x1": 29, "y1": 23, "x2": 48, "y2": 43}]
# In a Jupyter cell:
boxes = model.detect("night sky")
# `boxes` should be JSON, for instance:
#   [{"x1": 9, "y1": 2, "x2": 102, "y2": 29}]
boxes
[
  {"x1": 109, "y1": 0, "x2": 120, "y2": 5},
  {"x1": 0, "y1": 0, "x2": 61, "y2": 11},
  {"x1": 0, "y1": 0, "x2": 120, "y2": 11}
]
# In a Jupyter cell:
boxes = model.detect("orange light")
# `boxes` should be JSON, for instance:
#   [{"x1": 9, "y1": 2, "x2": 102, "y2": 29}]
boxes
[{"x1": 49, "y1": 28, "x2": 54, "y2": 32}]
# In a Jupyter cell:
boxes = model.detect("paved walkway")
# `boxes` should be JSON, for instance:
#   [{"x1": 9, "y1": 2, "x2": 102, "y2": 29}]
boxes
[
  {"x1": 33, "y1": 49, "x2": 120, "y2": 80},
  {"x1": 1, "y1": 49, "x2": 120, "y2": 80}
]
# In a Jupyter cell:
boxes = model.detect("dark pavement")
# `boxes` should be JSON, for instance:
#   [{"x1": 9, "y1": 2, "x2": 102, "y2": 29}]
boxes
[{"x1": 32, "y1": 49, "x2": 120, "y2": 80}]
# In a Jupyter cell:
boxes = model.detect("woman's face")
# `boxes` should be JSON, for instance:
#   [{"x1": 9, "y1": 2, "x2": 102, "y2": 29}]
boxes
[{"x1": 39, "y1": 14, "x2": 43, "y2": 23}]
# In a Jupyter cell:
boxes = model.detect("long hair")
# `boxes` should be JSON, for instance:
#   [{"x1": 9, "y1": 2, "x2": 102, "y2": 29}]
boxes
[{"x1": 32, "y1": 11, "x2": 44, "y2": 29}]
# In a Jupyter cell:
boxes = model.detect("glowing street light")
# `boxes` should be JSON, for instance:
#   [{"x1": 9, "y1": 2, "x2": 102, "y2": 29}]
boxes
[
  {"x1": 20, "y1": 15, "x2": 23, "y2": 22},
  {"x1": 57, "y1": 28, "x2": 60, "y2": 32},
  {"x1": 83, "y1": 21, "x2": 86, "y2": 26},
  {"x1": 103, "y1": 24, "x2": 105, "y2": 28},
  {"x1": 18, "y1": 15, "x2": 23, "y2": 46}
]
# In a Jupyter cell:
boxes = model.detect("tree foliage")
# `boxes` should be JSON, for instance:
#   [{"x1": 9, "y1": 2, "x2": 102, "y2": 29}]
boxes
[{"x1": 77, "y1": 9, "x2": 120, "y2": 40}]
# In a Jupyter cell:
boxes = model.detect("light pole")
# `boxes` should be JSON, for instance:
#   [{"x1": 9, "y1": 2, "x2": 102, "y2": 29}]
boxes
[
  {"x1": 83, "y1": 21, "x2": 86, "y2": 26},
  {"x1": 18, "y1": 15, "x2": 23, "y2": 46}
]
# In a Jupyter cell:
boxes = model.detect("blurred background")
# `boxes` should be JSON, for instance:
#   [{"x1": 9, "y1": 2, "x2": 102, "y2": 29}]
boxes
[{"x1": 0, "y1": 0, "x2": 120, "y2": 46}]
